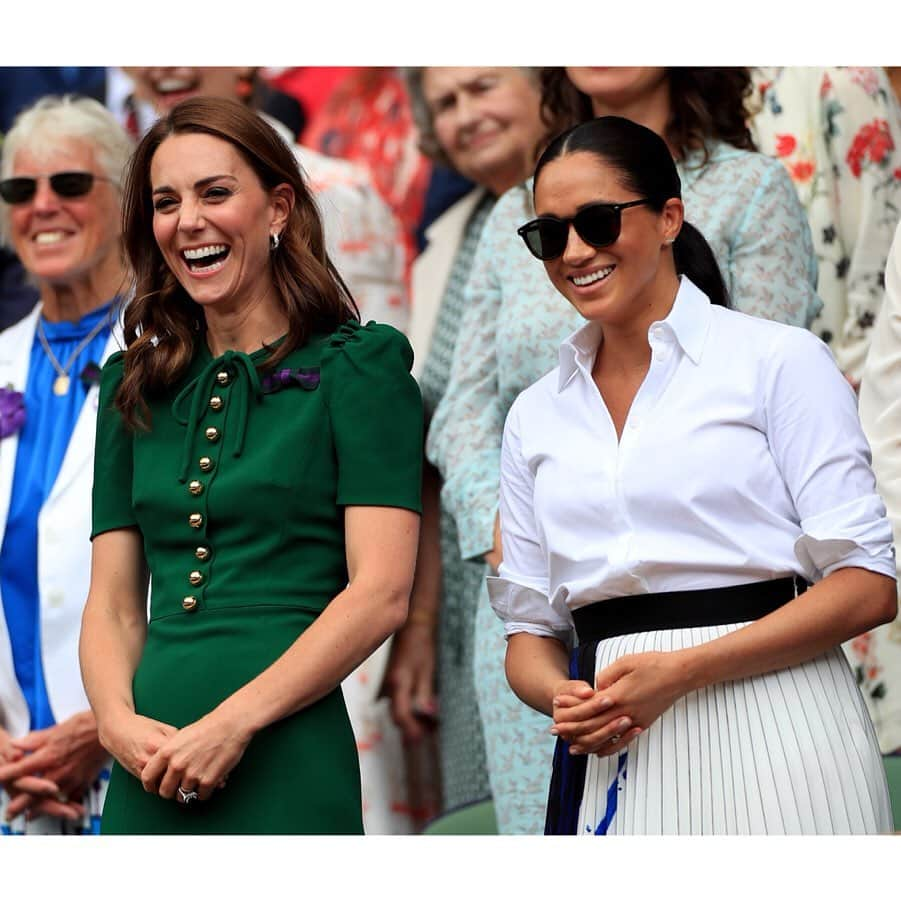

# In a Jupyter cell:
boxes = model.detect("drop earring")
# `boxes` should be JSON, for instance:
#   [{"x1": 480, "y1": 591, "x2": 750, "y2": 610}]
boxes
[{"x1": 270, "y1": 232, "x2": 281, "y2": 251}]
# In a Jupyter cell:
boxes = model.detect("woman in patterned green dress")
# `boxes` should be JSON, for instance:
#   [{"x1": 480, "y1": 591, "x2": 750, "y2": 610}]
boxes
[
  {"x1": 78, "y1": 97, "x2": 423, "y2": 834},
  {"x1": 381, "y1": 69, "x2": 545, "y2": 814}
]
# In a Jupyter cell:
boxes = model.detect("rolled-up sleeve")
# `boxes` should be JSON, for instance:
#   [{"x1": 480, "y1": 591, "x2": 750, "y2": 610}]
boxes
[
  {"x1": 489, "y1": 399, "x2": 574, "y2": 644},
  {"x1": 765, "y1": 327, "x2": 896, "y2": 579}
]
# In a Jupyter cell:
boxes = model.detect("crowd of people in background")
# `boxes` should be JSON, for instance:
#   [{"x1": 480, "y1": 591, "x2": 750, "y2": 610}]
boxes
[{"x1": 0, "y1": 66, "x2": 900, "y2": 835}]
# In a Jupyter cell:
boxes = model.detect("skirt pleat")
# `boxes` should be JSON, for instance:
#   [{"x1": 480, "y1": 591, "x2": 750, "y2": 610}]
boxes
[{"x1": 575, "y1": 622, "x2": 893, "y2": 835}]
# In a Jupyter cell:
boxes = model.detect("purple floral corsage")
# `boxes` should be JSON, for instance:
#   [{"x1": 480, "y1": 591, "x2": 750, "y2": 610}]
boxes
[
  {"x1": 0, "y1": 385, "x2": 26, "y2": 439},
  {"x1": 80, "y1": 361, "x2": 102, "y2": 389},
  {"x1": 261, "y1": 367, "x2": 320, "y2": 394}
]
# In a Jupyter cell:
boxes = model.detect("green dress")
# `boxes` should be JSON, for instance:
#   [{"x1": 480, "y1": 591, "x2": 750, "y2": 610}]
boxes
[{"x1": 91, "y1": 321, "x2": 423, "y2": 834}]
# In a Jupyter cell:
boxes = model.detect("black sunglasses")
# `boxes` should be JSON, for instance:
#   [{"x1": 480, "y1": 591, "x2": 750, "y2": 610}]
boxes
[
  {"x1": 0, "y1": 171, "x2": 111, "y2": 205},
  {"x1": 518, "y1": 199, "x2": 652, "y2": 261}
]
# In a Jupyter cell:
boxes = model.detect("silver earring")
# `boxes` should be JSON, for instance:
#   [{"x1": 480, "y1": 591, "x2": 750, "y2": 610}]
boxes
[
  {"x1": 665, "y1": 237, "x2": 675, "y2": 245},
  {"x1": 270, "y1": 232, "x2": 280, "y2": 251}
]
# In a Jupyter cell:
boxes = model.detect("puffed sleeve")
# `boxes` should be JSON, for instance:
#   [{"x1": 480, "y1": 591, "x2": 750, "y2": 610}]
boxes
[
  {"x1": 764, "y1": 326, "x2": 896, "y2": 579},
  {"x1": 320, "y1": 320, "x2": 423, "y2": 512},
  {"x1": 91, "y1": 351, "x2": 138, "y2": 538},
  {"x1": 488, "y1": 398, "x2": 574, "y2": 646}
]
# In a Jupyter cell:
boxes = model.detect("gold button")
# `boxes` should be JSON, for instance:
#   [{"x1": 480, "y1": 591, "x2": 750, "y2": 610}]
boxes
[
  {"x1": 199, "y1": 456, "x2": 214, "y2": 472},
  {"x1": 216, "y1": 371, "x2": 230, "y2": 386},
  {"x1": 189, "y1": 480, "x2": 204, "y2": 496},
  {"x1": 205, "y1": 426, "x2": 220, "y2": 442},
  {"x1": 209, "y1": 395, "x2": 224, "y2": 411},
  {"x1": 182, "y1": 596, "x2": 198, "y2": 611},
  {"x1": 189, "y1": 570, "x2": 204, "y2": 586},
  {"x1": 189, "y1": 513, "x2": 203, "y2": 529},
  {"x1": 195, "y1": 546, "x2": 211, "y2": 561}
]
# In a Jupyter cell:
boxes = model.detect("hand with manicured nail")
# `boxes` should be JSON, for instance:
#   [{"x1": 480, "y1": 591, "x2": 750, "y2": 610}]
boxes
[{"x1": 554, "y1": 651, "x2": 693, "y2": 756}]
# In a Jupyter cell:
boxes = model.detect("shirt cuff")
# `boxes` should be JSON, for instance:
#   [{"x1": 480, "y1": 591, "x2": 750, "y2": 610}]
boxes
[
  {"x1": 795, "y1": 494, "x2": 896, "y2": 579},
  {"x1": 486, "y1": 576, "x2": 574, "y2": 648}
]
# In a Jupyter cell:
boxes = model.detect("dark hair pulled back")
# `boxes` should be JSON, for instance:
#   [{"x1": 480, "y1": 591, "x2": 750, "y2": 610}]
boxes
[
  {"x1": 539, "y1": 67, "x2": 756, "y2": 163},
  {"x1": 533, "y1": 116, "x2": 728, "y2": 308}
]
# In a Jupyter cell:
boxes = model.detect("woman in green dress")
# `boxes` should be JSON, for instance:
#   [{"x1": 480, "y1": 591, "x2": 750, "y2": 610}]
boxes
[{"x1": 78, "y1": 97, "x2": 423, "y2": 834}]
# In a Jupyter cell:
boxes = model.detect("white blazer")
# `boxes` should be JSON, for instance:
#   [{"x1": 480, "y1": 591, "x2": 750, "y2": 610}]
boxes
[
  {"x1": 0, "y1": 304, "x2": 124, "y2": 738},
  {"x1": 408, "y1": 188, "x2": 487, "y2": 381}
]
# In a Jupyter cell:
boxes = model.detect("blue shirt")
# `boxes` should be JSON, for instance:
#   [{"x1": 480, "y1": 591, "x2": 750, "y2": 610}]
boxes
[{"x1": 0, "y1": 303, "x2": 113, "y2": 730}]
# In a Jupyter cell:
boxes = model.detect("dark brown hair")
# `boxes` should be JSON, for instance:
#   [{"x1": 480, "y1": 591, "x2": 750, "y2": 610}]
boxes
[
  {"x1": 539, "y1": 68, "x2": 756, "y2": 162},
  {"x1": 116, "y1": 96, "x2": 358, "y2": 428}
]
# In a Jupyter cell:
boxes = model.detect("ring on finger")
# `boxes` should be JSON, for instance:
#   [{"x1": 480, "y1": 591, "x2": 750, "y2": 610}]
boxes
[
  {"x1": 177, "y1": 786, "x2": 199, "y2": 805},
  {"x1": 609, "y1": 734, "x2": 620, "y2": 745}
]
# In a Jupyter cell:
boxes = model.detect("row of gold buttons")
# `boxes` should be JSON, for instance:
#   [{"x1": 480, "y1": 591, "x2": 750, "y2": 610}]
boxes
[{"x1": 183, "y1": 371, "x2": 229, "y2": 612}]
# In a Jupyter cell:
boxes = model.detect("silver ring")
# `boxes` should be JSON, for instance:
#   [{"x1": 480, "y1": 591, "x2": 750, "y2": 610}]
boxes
[
  {"x1": 177, "y1": 786, "x2": 199, "y2": 805},
  {"x1": 609, "y1": 734, "x2": 620, "y2": 745}
]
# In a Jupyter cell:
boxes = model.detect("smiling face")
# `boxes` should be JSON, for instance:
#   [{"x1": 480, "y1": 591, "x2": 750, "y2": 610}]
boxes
[
  {"x1": 533, "y1": 151, "x2": 682, "y2": 328},
  {"x1": 128, "y1": 67, "x2": 253, "y2": 114},
  {"x1": 8, "y1": 139, "x2": 122, "y2": 287},
  {"x1": 422, "y1": 67, "x2": 544, "y2": 195},
  {"x1": 149, "y1": 132, "x2": 291, "y2": 312}
]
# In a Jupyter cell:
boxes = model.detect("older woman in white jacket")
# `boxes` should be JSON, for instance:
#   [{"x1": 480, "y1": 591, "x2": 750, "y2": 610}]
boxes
[{"x1": 0, "y1": 96, "x2": 131, "y2": 833}]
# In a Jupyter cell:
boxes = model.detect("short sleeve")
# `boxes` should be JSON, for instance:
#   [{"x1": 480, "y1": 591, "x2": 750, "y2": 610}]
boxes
[
  {"x1": 321, "y1": 321, "x2": 423, "y2": 512},
  {"x1": 764, "y1": 327, "x2": 896, "y2": 579},
  {"x1": 488, "y1": 398, "x2": 574, "y2": 646},
  {"x1": 91, "y1": 351, "x2": 138, "y2": 539}
]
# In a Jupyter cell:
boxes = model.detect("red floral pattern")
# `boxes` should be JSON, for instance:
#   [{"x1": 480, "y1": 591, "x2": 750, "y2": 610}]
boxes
[
  {"x1": 789, "y1": 159, "x2": 816, "y2": 181},
  {"x1": 775, "y1": 133, "x2": 797, "y2": 157},
  {"x1": 846, "y1": 118, "x2": 895, "y2": 177}
]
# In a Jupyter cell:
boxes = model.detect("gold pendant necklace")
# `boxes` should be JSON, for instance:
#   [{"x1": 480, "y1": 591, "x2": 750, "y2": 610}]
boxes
[
  {"x1": 53, "y1": 374, "x2": 71, "y2": 396},
  {"x1": 37, "y1": 313, "x2": 110, "y2": 396}
]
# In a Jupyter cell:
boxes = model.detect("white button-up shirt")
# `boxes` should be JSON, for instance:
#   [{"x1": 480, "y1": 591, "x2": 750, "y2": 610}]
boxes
[{"x1": 488, "y1": 277, "x2": 896, "y2": 644}]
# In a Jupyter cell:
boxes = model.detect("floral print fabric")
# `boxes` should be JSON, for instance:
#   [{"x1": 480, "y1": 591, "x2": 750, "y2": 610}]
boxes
[{"x1": 752, "y1": 67, "x2": 901, "y2": 383}]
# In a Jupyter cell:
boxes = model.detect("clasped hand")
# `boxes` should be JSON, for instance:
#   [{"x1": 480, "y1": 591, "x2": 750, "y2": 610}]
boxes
[
  {"x1": 550, "y1": 651, "x2": 690, "y2": 756},
  {"x1": 0, "y1": 713, "x2": 108, "y2": 823},
  {"x1": 102, "y1": 708, "x2": 249, "y2": 804},
  {"x1": 138, "y1": 708, "x2": 250, "y2": 803}
]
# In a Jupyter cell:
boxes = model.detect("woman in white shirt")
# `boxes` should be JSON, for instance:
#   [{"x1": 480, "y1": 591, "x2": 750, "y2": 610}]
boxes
[{"x1": 491, "y1": 115, "x2": 897, "y2": 834}]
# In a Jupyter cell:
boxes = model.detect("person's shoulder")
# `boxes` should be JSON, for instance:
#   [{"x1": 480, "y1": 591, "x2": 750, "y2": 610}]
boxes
[
  {"x1": 97, "y1": 349, "x2": 127, "y2": 392},
  {"x1": 710, "y1": 304, "x2": 830, "y2": 367},
  {"x1": 701, "y1": 141, "x2": 786, "y2": 180},
  {"x1": 0, "y1": 305, "x2": 38, "y2": 349},
  {"x1": 478, "y1": 179, "x2": 534, "y2": 253},
  {"x1": 507, "y1": 366, "x2": 561, "y2": 427},
  {"x1": 321, "y1": 319, "x2": 413, "y2": 373}
]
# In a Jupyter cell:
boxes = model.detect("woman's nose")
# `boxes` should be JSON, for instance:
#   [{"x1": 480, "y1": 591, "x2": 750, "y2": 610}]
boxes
[
  {"x1": 177, "y1": 198, "x2": 204, "y2": 231},
  {"x1": 31, "y1": 178, "x2": 62, "y2": 214},
  {"x1": 561, "y1": 225, "x2": 596, "y2": 265}
]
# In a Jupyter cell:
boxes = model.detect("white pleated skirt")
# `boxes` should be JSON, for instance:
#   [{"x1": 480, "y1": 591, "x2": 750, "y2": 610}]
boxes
[{"x1": 577, "y1": 623, "x2": 894, "y2": 835}]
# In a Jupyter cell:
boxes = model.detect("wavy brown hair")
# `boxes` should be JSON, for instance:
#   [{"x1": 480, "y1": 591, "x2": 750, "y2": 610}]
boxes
[
  {"x1": 539, "y1": 68, "x2": 756, "y2": 162},
  {"x1": 116, "y1": 96, "x2": 358, "y2": 429}
]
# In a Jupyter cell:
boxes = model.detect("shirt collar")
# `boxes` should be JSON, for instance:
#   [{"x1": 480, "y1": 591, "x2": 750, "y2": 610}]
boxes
[{"x1": 557, "y1": 275, "x2": 713, "y2": 392}]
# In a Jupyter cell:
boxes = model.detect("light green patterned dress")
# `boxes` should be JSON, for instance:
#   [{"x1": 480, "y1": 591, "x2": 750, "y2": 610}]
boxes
[{"x1": 419, "y1": 193, "x2": 495, "y2": 811}]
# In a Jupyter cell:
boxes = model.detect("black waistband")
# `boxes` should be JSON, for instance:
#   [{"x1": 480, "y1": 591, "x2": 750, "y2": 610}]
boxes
[{"x1": 572, "y1": 576, "x2": 807, "y2": 645}]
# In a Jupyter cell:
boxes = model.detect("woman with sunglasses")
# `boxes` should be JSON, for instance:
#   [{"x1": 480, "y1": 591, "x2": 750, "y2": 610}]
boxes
[
  {"x1": 0, "y1": 95, "x2": 133, "y2": 834},
  {"x1": 492, "y1": 115, "x2": 896, "y2": 834},
  {"x1": 427, "y1": 67, "x2": 823, "y2": 834}
]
